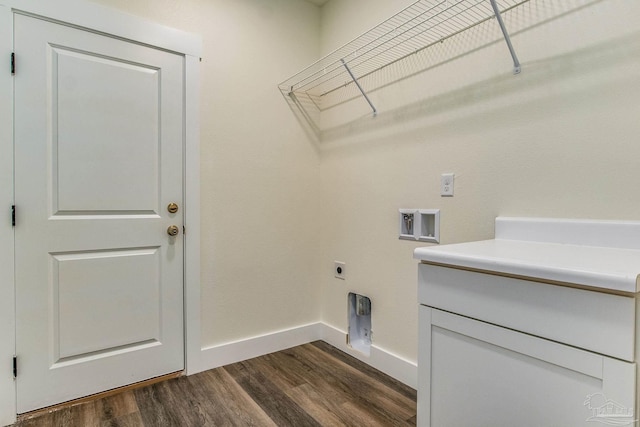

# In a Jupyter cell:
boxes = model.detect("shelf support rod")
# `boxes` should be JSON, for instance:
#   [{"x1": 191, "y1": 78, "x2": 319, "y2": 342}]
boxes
[
  {"x1": 489, "y1": 0, "x2": 521, "y2": 75},
  {"x1": 340, "y1": 59, "x2": 377, "y2": 116}
]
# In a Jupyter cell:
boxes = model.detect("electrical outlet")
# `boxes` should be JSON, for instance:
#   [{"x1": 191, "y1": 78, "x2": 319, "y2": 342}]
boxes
[
  {"x1": 334, "y1": 261, "x2": 346, "y2": 280},
  {"x1": 441, "y1": 173, "x2": 454, "y2": 196}
]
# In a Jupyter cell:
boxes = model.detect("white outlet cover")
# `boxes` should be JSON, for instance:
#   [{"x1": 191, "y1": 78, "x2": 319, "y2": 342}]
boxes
[
  {"x1": 334, "y1": 261, "x2": 346, "y2": 280},
  {"x1": 441, "y1": 173, "x2": 454, "y2": 196}
]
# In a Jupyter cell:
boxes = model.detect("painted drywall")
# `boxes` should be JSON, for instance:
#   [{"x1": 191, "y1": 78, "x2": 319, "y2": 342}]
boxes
[
  {"x1": 88, "y1": 0, "x2": 324, "y2": 348},
  {"x1": 318, "y1": 0, "x2": 640, "y2": 363},
  {"x1": 84, "y1": 0, "x2": 640, "y2": 376}
]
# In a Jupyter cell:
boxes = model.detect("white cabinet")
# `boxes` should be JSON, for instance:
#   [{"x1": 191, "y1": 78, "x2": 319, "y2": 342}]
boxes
[
  {"x1": 419, "y1": 306, "x2": 635, "y2": 426},
  {"x1": 415, "y1": 218, "x2": 640, "y2": 427}
]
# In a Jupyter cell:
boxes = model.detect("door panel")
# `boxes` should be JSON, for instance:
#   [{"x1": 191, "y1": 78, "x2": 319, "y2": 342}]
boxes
[
  {"x1": 15, "y1": 14, "x2": 184, "y2": 413},
  {"x1": 53, "y1": 46, "x2": 161, "y2": 214},
  {"x1": 53, "y1": 248, "x2": 161, "y2": 360}
]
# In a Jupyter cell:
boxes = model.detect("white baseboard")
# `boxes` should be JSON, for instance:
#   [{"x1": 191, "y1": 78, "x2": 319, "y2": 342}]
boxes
[
  {"x1": 319, "y1": 323, "x2": 417, "y2": 389},
  {"x1": 198, "y1": 322, "x2": 417, "y2": 389},
  {"x1": 198, "y1": 323, "x2": 323, "y2": 373}
]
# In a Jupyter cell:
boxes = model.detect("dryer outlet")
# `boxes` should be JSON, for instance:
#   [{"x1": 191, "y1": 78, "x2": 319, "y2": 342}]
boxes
[{"x1": 334, "y1": 261, "x2": 346, "y2": 280}]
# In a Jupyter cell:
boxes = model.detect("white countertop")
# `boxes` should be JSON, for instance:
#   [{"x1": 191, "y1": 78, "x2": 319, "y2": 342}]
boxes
[{"x1": 414, "y1": 218, "x2": 640, "y2": 293}]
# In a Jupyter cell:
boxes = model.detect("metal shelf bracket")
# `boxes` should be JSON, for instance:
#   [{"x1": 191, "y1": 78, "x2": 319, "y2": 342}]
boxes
[
  {"x1": 489, "y1": 0, "x2": 522, "y2": 74},
  {"x1": 340, "y1": 59, "x2": 377, "y2": 116}
]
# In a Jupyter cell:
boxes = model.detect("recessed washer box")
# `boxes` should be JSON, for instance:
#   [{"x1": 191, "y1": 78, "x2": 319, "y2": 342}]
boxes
[
  {"x1": 399, "y1": 209, "x2": 418, "y2": 240},
  {"x1": 399, "y1": 209, "x2": 440, "y2": 243},
  {"x1": 418, "y1": 209, "x2": 440, "y2": 243}
]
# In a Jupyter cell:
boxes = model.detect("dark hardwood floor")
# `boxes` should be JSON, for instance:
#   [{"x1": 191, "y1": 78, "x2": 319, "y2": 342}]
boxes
[{"x1": 14, "y1": 341, "x2": 417, "y2": 426}]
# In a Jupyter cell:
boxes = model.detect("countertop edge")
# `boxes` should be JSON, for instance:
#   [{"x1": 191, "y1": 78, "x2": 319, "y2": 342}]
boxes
[{"x1": 414, "y1": 243, "x2": 639, "y2": 294}]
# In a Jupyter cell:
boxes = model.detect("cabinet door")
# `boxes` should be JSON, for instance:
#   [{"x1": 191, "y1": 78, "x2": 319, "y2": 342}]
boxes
[{"x1": 418, "y1": 306, "x2": 636, "y2": 427}]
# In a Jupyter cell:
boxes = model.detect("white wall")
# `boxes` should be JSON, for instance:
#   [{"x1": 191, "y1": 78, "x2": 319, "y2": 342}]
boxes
[
  {"x1": 88, "y1": 0, "x2": 324, "y2": 348},
  {"x1": 318, "y1": 0, "x2": 640, "y2": 364},
  {"x1": 92, "y1": 0, "x2": 640, "y2": 375}
]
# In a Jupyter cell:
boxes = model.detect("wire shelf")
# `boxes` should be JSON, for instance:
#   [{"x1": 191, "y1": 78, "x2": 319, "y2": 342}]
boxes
[{"x1": 279, "y1": 0, "x2": 528, "y2": 134}]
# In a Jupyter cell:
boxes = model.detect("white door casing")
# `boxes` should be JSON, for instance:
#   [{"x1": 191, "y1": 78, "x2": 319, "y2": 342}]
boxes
[
  {"x1": 0, "y1": 4, "x2": 16, "y2": 427},
  {"x1": 12, "y1": 11, "x2": 197, "y2": 414}
]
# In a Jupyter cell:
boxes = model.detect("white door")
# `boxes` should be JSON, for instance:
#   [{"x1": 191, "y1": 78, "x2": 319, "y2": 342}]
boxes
[{"x1": 14, "y1": 14, "x2": 185, "y2": 413}]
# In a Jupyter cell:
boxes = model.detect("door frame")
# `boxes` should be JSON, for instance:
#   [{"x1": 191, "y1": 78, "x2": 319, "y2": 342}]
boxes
[{"x1": 0, "y1": 1, "x2": 202, "y2": 424}]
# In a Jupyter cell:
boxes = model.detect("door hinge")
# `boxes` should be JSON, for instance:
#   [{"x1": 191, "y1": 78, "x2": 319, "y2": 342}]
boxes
[
  {"x1": 12, "y1": 356, "x2": 17, "y2": 379},
  {"x1": 11, "y1": 205, "x2": 15, "y2": 227},
  {"x1": 183, "y1": 225, "x2": 186, "y2": 235},
  {"x1": 11, "y1": 52, "x2": 15, "y2": 75}
]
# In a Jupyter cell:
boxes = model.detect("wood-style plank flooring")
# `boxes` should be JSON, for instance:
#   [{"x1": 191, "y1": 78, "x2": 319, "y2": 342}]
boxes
[{"x1": 14, "y1": 341, "x2": 417, "y2": 426}]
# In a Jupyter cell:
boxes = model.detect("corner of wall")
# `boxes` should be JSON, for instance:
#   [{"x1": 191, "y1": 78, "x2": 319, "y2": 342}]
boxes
[{"x1": 197, "y1": 322, "x2": 417, "y2": 389}]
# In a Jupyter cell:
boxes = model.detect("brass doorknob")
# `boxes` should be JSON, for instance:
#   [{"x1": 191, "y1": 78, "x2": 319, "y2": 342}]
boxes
[
  {"x1": 167, "y1": 225, "x2": 180, "y2": 236},
  {"x1": 168, "y1": 203, "x2": 179, "y2": 214}
]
